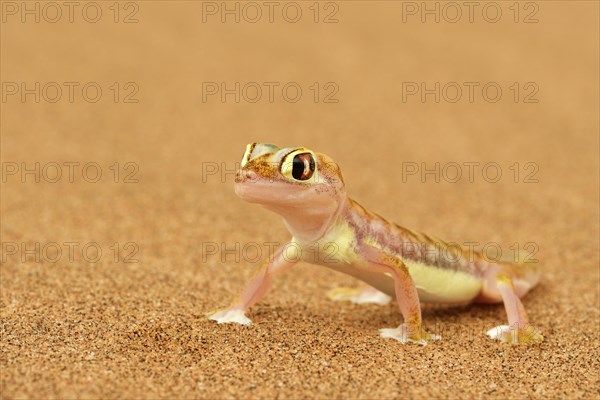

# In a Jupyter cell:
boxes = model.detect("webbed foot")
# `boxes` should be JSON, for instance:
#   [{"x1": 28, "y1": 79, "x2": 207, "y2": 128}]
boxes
[
  {"x1": 207, "y1": 308, "x2": 252, "y2": 325},
  {"x1": 486, "y1": 324, "x2": 544, "y2": 344},
  {"x1": 379, "y1": 323, "x2": 441, "y2": 345}
]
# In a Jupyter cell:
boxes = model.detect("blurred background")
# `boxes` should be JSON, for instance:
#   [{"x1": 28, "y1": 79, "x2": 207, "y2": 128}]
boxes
[{"x1": 2, "y1": 1, "x2": 598, "y2": 398}]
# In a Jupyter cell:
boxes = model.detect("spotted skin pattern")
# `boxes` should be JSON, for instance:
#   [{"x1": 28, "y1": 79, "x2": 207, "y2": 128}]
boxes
[{"x1": 208, "y1": 143, "x2": 543, "y2": 345}]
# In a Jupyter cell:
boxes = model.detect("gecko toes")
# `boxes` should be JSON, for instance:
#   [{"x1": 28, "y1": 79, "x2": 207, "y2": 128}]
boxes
[
  {"x1": 379, "y1": 324, "x2": 440, "y2": 345},
  {"x1": 486, "y1": 324, "x2": 544, "y2": 344},
  {"x1": 207, "y1": 309, "x2": 252, "y2": 325}
]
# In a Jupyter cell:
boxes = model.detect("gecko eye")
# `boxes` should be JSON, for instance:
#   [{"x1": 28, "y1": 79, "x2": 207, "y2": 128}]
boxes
[
  {"x1": 240, "y1": 143, "x2": 256, "y2": 168},
  {"x1": 281, "y1": 150, "x2": 316, "y2": 182},
  {"x1": 292, "y1": 153, "x2": 315, "y2": 180}
]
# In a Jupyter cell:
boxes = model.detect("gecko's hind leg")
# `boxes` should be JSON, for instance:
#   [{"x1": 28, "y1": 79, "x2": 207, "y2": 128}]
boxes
[
  {"x1": 486, "y1": 274, "x2": 543, "y2": 344},
  {"x1": 327, "y1": 284, "x2": 392, "y2": 305}
]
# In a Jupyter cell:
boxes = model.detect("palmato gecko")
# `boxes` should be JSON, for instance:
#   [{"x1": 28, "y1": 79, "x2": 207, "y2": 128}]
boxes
[{"x1": 208, "y1": 143, "x2": 543, "y2": 345}]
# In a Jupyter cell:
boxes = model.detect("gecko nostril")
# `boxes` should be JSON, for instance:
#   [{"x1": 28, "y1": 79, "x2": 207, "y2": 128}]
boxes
[
  {"x1": 236, "y1": 170, "x2": 257, "y2": 183},
  {"x1": 245, "y1": 170, "x2": 258, "y2": 181}
]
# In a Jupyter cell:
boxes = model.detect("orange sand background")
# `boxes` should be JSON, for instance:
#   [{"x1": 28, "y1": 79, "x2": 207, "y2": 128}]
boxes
[{"x1": 1, "y1": 1, "x2": 599, "y2": 398}]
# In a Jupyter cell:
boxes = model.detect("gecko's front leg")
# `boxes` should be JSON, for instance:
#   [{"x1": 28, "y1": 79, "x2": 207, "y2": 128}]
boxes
[
  {"x1": 208, "y1": 243, "x2": 297, "y2": 325},
  {"x1": 358, "y1": 244, "x2": 440, "y2": 345}
]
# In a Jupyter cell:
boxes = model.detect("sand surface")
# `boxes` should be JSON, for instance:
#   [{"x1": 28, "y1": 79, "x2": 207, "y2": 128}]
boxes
[{"x1": 1, "y1": 1, "x2": 599, "y2": 399}]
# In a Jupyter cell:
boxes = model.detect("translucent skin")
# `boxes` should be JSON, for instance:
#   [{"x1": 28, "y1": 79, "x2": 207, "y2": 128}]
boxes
[{"x1": 208, "y1": 143, "x2": 543, "y2": 345}]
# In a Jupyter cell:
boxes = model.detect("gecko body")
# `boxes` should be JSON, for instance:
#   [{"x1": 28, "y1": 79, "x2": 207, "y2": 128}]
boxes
[{"x1": 208, "y1": 143, "x2": 543, "y2": 344}]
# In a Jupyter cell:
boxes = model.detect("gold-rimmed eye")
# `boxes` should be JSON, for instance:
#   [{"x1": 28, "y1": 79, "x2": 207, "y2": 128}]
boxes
[
  {"x1": 240, "y1": 143, "x2": 256, "y2": 168},
  {"x1": 281, "y1": 150, "x2": 316, "y2": 182}
]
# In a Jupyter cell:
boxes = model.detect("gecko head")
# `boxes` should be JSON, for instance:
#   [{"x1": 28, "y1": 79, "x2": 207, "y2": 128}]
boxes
[{"x1": 234, "y1": 143, "x2": 346, "y2": 212}]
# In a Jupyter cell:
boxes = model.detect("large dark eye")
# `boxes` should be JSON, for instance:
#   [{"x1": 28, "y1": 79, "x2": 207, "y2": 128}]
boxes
[
  {"x1": 292, "y1": 153, "x2": 315, "y2": 181},
  {"x1": 280, "y1": 150, "x2": 317, "y2": 182}
]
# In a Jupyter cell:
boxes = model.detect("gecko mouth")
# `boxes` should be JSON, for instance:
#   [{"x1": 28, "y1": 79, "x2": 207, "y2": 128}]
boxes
[{"x1": 234, "y1": 180, "x2": 298, "y2": 204}]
